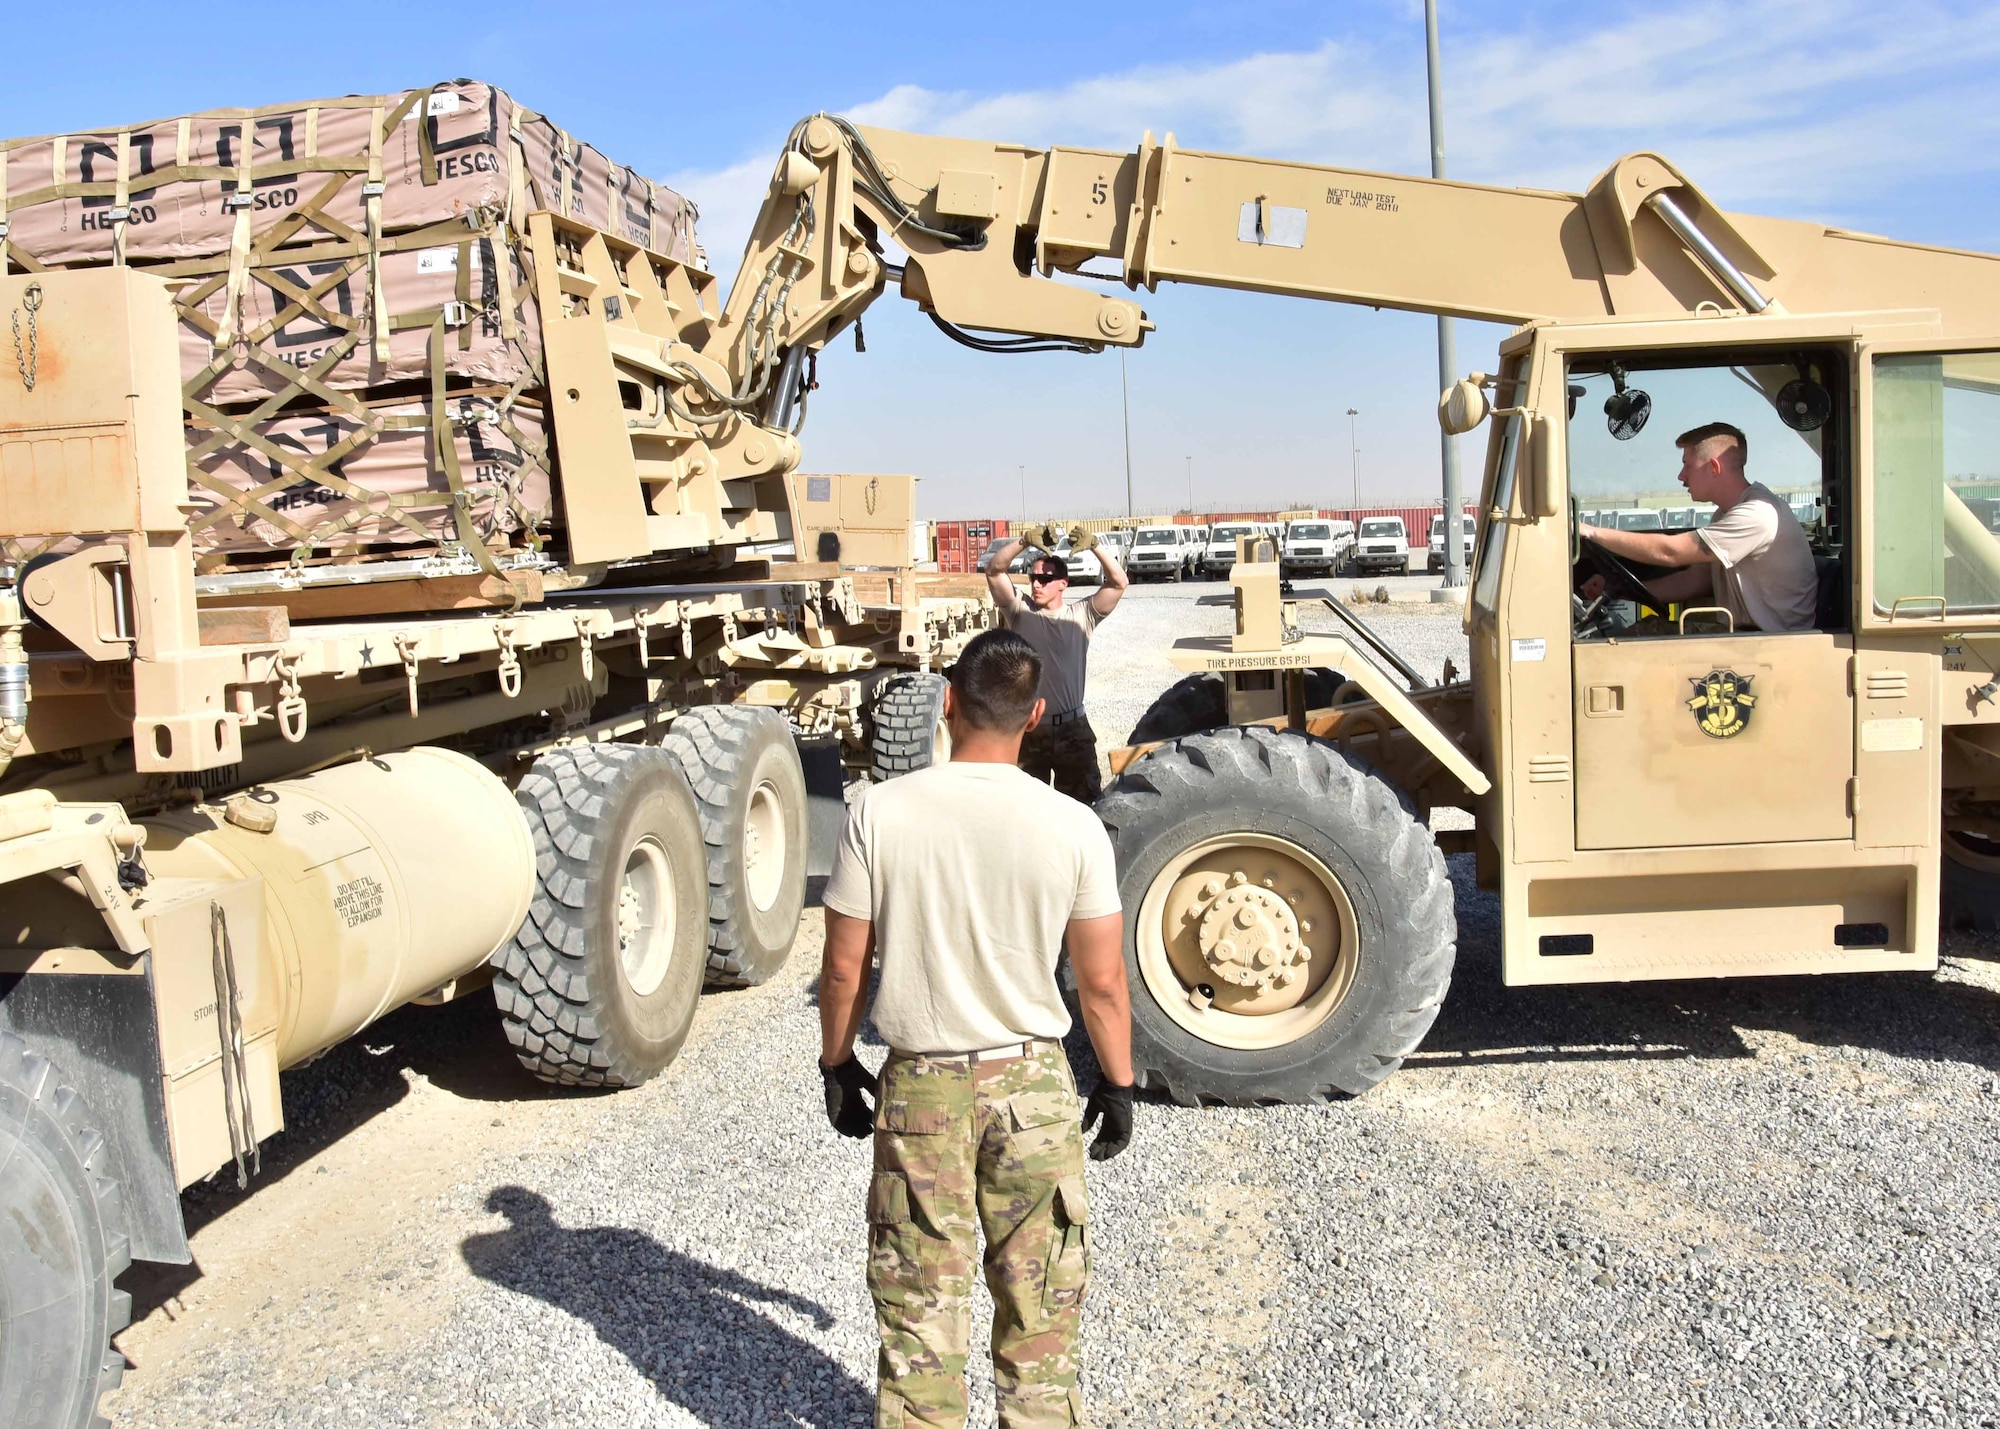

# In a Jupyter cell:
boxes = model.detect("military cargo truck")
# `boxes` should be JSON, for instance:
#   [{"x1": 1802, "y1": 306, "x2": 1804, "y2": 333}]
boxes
[{"x1": 0, "y1": 90, "x2": 986, "y2": 1428}]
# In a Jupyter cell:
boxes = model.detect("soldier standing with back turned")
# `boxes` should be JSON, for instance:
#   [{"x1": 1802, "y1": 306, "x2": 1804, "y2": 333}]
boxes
[
  {"x1": 817, "y1": 628, "x2": 1136, "y2": 1428},
  {"x1": 984, "y1": 525, "x2": 1128, "y2": 803}
]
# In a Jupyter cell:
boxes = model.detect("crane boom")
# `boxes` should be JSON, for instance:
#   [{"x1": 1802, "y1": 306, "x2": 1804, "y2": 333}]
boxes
[{"x1": 698, "y1": 115, "x2": 2000, "y2": 434}]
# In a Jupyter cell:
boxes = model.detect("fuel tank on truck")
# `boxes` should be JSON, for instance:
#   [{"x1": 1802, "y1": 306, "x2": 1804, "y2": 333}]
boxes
[{"x1": 142, "y1": 747, "x2": 535, "y2": 1068}]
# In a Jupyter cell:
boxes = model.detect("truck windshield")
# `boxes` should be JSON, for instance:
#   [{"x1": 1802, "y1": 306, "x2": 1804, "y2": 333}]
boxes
[
  {"x1": 1289, "y1": 525, "x2": 1330, "y2": 539},
  {"x1": 1212, "y1": 525, "x2": 1251, "y2": 541},
  {"x1": 1359, "y1": 520, "x2": 1401, "y2": 538},
  {"x1": 1874, "y1": 349, "x2": 2000, "y2": 615},
  {"x1": 1135, "y1": 529, "x2": 1178, "y2": 545}
]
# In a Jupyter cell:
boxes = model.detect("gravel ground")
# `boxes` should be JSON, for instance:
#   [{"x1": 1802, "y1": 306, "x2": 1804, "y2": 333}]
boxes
[{"x1": 105, "y1": 582, "x2": 2000, "y2": 1428}]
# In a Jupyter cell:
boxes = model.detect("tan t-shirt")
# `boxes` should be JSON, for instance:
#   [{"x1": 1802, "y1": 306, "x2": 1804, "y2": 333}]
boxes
[
  {"x1": 1696, "y1": 484, "x2": 1818, "y2": 632},
  {"x1": 822, "y1": 760, "x2": 1121, "y2": 1054},
  {"x1": 995, "y1": 588, "x2": 1104, "y2": 716}
]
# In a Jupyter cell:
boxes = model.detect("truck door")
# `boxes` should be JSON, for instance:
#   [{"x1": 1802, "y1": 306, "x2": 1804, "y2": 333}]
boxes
[{"x1": 1565, "y1": 345, "x2": 1857, "y2": 850}]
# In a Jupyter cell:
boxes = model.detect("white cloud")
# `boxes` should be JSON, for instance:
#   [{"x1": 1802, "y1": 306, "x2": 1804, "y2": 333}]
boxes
[{"x1": 670, "y1": 0, "x2": 2000, "y2": 270}]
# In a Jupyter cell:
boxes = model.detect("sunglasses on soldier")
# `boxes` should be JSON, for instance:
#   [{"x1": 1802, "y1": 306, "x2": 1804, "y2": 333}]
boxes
[{"x1": 1030, "y1": 569, "x2": 1067, "y2": 584}]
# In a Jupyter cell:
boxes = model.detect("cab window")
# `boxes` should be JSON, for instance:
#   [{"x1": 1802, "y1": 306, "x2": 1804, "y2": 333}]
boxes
[
  {"x1": 1564, "y1": 346, "x2": 1848, "y2": 639},
  {"x1": 1872, "y1": 350, "x2": 2000, "y2": 615}
]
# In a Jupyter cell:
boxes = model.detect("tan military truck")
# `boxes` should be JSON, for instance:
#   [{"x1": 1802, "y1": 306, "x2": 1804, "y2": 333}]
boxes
[
  {"x1": 0, "y1": 90, "x2": 987, "y2": 1428},
  {"x1": 649, "y1": 115, "x2": 1996, "y2": 1110}
]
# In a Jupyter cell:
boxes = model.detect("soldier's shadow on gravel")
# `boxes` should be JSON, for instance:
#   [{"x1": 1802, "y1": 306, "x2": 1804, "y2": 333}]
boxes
[
  {"x1": 1416, "y1": 859, "x2": 2000, "y2": 1074},
  {"x1": 463, "y1": 1186, "x2": 873, "y2": 1427}
]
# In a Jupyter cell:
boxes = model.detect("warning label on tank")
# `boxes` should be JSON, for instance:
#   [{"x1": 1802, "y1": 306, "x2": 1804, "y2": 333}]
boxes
[{"x1": 333, "y1": 875, "x2": 385, "y2": 928}]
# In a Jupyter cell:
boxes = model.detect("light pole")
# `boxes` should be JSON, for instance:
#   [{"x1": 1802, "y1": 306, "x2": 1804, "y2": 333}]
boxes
[
  {"x1": 1185, "y1": 454, "x2": 1193, "y2": 512},
  {"x1": 1018, "y1": 464, "x2": 1026, "y2": 524},
  {"x1": 1426, "y1": 0, "x2": 1467, "y2": 592},
  {"x1": 1345, "y1": 408, "x2": 1360, "y2": 510},
  {"x1": 1120, "y1": 350, "x2": 1135, "y2": 522}
]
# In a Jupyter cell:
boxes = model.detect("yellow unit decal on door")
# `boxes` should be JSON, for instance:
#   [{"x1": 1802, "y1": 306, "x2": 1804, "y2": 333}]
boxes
[{"x1": 1686, "y1": 669, "x2": 1757, "y2": 739}]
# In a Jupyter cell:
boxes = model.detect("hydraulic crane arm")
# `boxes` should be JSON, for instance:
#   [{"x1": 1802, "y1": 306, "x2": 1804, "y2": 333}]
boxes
[{"x1": 697, "y1": 115, "x2": 2000, "y2": 434}]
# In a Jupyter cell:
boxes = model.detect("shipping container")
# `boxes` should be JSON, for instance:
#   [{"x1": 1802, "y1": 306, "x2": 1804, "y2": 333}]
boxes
[{"x1": 933, "y1": 518, "x2": 1011, "y2": 573}]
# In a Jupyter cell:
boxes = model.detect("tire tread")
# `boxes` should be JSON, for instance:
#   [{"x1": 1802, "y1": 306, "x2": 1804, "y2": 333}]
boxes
[{"x1": 1097, "y1": 726, "x2": 1455, "y2": 1105}]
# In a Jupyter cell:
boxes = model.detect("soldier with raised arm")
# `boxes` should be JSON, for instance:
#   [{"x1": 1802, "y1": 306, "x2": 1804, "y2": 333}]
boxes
[{"x1": 983, "y1": 526, "x2": 1129, "y2": 803}]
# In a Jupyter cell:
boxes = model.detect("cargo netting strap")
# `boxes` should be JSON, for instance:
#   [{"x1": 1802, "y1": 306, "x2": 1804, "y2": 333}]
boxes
[
  {"x1": 368, "y1": 103, "x2": 391, "y2": 363},
  {"x1": 426, "y1": 313, "x2": 502, "y2": 577},
  {"x1": 214, "y1": 123, "x2": 257, "y2": 348}
]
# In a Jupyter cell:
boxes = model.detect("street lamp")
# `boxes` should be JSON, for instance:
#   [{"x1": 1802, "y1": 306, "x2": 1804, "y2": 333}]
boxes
[
  {"x1": 1019, "y1": 464, "x2": 1026, "y2": 524},
  {"x1": 1345, "y1": 408, "x2": 1360, "y2": 510},
  {"x1": 1185, "y1": 454, "x2": 1193, "y2": 512},
  {"x1": 1426, "y1": 0, "x2": 1467, "y2": 589}
]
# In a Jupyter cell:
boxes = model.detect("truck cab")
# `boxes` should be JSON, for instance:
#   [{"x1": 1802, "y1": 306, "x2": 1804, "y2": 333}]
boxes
[{"x1": 1461, "y1": 313, "x2": 2000, "y2": 989}]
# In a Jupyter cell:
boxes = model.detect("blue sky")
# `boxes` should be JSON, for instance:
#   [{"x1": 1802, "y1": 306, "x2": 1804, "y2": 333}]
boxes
[{"x1": 6, "y1": 2, "x2": 1997, "y2": 518}]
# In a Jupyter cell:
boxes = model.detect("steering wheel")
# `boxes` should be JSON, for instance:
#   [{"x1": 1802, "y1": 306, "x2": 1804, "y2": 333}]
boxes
[{"x1": 1577, "y1": 531, "x2": 1659, "y2": 607}]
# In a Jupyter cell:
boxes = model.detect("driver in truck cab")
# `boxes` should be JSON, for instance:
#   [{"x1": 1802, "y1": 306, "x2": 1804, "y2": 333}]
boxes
[{"x1": 1576, "y1": 422, "x2": 1817, "y2": 632}]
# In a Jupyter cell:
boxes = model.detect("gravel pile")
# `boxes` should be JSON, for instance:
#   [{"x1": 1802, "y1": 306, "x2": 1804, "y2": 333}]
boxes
[{"x1": 107, "y1": 584, "x2": 2000, "y2": 1427}]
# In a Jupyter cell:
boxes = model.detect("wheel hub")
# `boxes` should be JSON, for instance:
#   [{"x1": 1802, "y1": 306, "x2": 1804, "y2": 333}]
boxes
[
  {"x1": 1141, "y1": 835, "x2": 1359, "y2": 1051},
  {"x1": 618, "y1": 881, "x2": 643, "y2": 953},
  {"x1": 1190, "y1": 871, "x2": 1310, "y2": 990}
]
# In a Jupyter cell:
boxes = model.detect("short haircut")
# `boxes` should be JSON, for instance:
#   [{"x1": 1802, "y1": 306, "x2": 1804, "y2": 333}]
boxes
[
  {"x1": 1675, "y1": 421, "x2": 1748, "y2": 465},
  {"x1": 1030, "y1": 555, "x2": 1067, "y2": 579},
  {"x1": 947, "y1": 629, "x2": 1042, "y2": 733}
]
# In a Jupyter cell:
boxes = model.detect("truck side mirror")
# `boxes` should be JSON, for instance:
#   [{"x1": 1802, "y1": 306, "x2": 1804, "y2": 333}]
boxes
[
  {"x1": 1438, "y1": 377, "x2": 1489, "y2": 435},
  {"x1": 1527, "y1": 414, "x2": 1560, "y2": 519}
]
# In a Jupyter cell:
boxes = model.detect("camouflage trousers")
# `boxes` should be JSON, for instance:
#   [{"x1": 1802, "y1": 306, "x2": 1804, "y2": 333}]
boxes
[
  {"x1": 869, "y1": 1044, "x2": 1090, "y2": 1428},
  {"x1": 1018, "y1": 716, "x2": 1102, "y2": 804}
]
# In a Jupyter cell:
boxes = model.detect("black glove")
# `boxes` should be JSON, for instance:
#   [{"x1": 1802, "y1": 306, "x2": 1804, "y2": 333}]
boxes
[
  {"x1": 1082, "y1": 1081, "x2": 1134, "y2": 1161},
  {"x1": 820, "y1": 1056, "x2": 878, "y2": 1139}
]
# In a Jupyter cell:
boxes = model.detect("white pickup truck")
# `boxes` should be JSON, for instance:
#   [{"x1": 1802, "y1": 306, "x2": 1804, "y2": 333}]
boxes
[
  {"x1": 1126, "y1": 524, "x2": 1193, "y2": 581},
  {"x1": 1351, "y1": 515, "x2": 1411, "y2": 574},
  {"x1": 1426, "y1": 513, "x2": 1476, "y2": 572},
  {"x1": 1281, "y1": 519, "x2": 1341, "y2": 576},
  {"x1": 1202, "y1": 521, "x2": 1258, "y2": 576}
]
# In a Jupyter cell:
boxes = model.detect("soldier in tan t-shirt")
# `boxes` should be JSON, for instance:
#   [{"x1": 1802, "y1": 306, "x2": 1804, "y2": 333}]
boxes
[
  {"x1": 817, "y1": 627, "x2": 1134, "y2": 1428},
  {"x1": 985, "y1": 526, "x2": 1129, "y2": 802},
  {"x1": 1578, "y1": 420, "x2": 1818, "y2": 632}
]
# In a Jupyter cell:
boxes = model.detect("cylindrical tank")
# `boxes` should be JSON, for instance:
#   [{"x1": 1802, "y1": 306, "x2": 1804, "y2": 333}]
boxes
[{"x1": 143, "y1": 747, "x2": 534, "y2": 1068}]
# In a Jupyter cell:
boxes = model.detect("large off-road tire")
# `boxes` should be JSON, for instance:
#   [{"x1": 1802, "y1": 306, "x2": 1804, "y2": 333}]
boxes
[
  {"x1": 1096, "y1": 727, "x2": 1455, "y2": 1105},
  {"x1": 869, "y1": 673, "x2": 951, "y2": 781},
  {"x1": 496, "y1": 744, "x2": 708, "y2": 1087},
  {"x1": 0, "y1": 1032, "x2": 131, "y2": 1429},
  {"x1": 660, "y1": 706, "x2": 809, "y2": 987},
  {"x1": 1941, "y1": 830, "x2": 2000, "y2": 931},
  {"x1": 1125, "y1": 670, "x2": 1349, "y2": 745}
]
